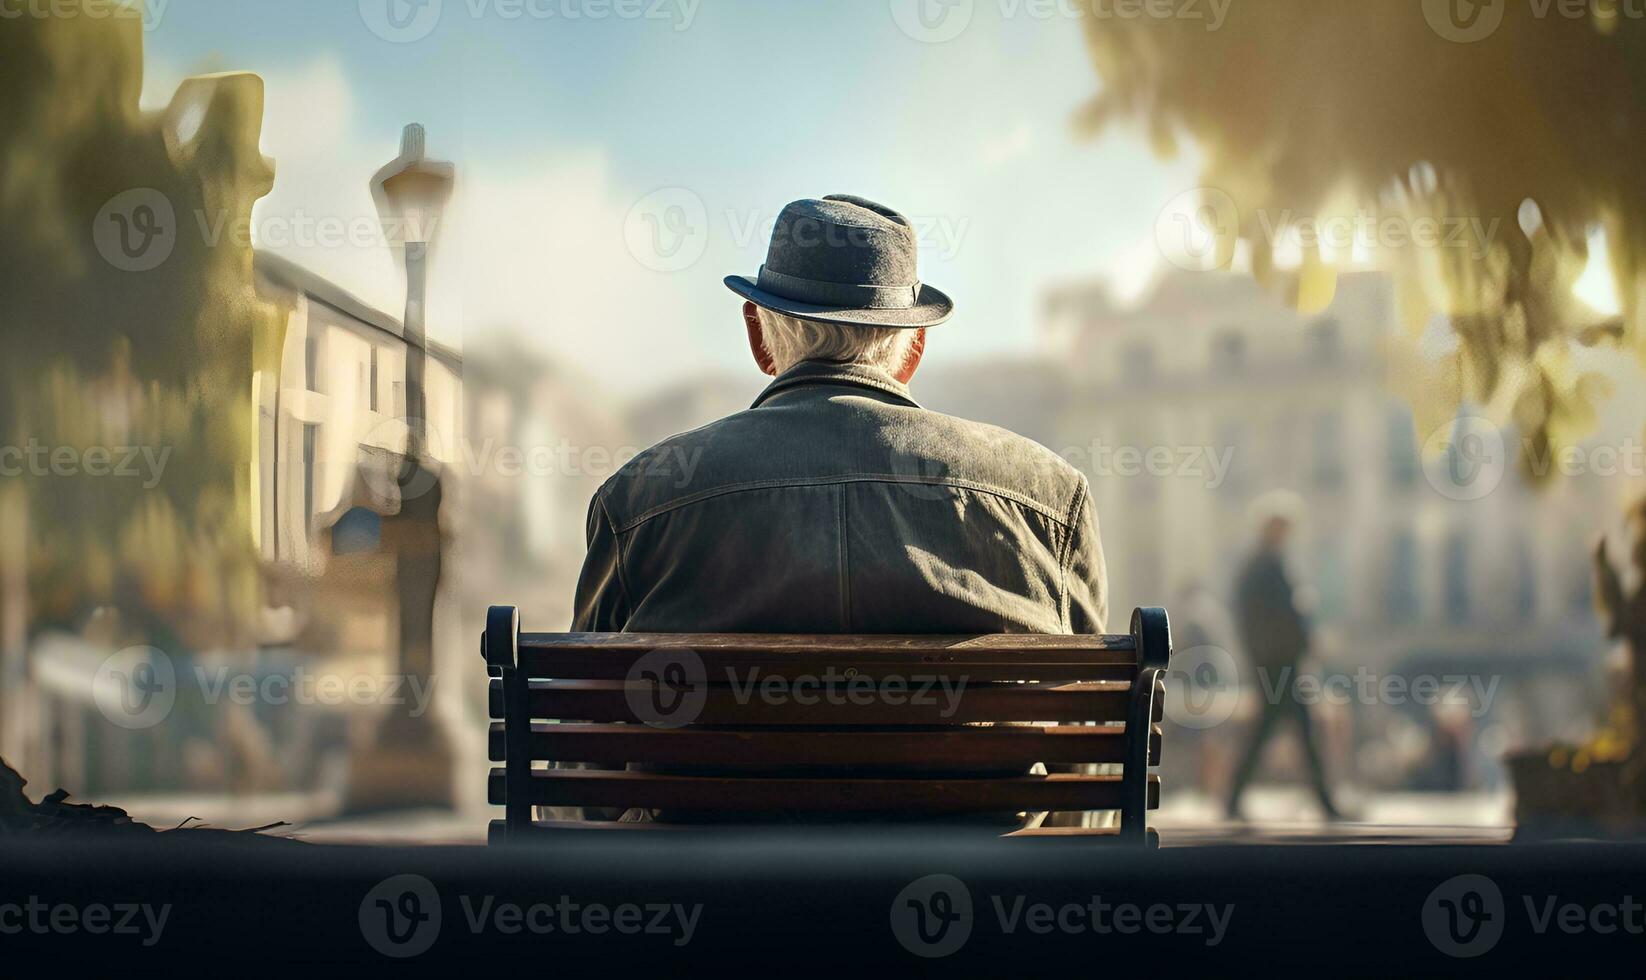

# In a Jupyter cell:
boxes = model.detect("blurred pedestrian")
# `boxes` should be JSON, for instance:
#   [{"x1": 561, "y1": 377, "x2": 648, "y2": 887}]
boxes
[{"x1": 1225, "y1": 491, "x2": 1343, "y2": 821}]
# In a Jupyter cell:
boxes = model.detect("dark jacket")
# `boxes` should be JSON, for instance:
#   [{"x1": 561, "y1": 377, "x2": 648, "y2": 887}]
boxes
[
  {"x1": 572, "y1": 359, "x2": 1107, "y2": 635},
  {"x1": 1234, "y1": 549, "x2": 1309, "y2": 669}
]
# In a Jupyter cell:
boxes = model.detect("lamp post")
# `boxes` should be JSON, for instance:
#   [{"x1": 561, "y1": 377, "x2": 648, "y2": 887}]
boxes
[
  {"x1": 348, "y1": 123, "x2": 456, "y2": 813},
  {"x1": 370, "y1": 122, "x2": 453, "y2": 462}
]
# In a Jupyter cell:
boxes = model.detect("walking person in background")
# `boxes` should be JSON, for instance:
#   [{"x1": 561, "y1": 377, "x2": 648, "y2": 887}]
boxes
[{"x1": 1224, "y1": 492, "x2": 1343, "y2": 821}]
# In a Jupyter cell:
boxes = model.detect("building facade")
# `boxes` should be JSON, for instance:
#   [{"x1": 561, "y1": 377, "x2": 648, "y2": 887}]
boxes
[{"x1": 1042, "y1": 269, "x2": 1616, "y2": 794}]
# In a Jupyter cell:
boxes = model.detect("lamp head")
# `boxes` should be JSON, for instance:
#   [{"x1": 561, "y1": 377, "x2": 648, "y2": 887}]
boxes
[{"x1": 370, "y1": 123, "x2": 454, "y2": 248}]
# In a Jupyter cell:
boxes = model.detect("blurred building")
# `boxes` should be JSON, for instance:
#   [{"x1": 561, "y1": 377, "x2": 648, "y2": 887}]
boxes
[
  {"x1": 459, "y1": 338, "x2": 628, "y2": 635},
  {"x1": 23, "y1": 254, "x2": 475, "y2": 801},
  {"x1": 1044, "y1": 269, "x2": 1613, "y2": 792},
  {"x1": 252, "y1": 253, "x2": 463, "y2": 642}
]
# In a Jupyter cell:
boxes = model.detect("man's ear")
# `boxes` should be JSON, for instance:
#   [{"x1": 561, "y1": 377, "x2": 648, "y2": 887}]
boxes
[
  {"x1": 744, "y1": 302, "x2": 778, "y2": 377},
  {"x1": 893, "y1": 327, "x2": 926, "y2": 385}
]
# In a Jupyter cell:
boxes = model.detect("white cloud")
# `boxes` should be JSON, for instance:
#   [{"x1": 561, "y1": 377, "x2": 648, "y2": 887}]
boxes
[{"x1": 442, "y1": 152, "x2": 706, "y2": 384}]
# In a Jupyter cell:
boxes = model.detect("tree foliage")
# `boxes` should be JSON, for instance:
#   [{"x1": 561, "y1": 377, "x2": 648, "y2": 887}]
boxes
[
  {"x1": 0, "y1": 10, "x2": 284, "y2": 647},
  {"x1": 1078, "y1": 2, "x2": 1644, "y2": 463}
]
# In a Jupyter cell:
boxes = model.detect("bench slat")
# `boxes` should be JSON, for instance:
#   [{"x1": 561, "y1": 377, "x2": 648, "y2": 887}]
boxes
[
  {"x1": 488, "y1": 678, "x2": 1134, "y2": 724},
  {"x1": 516, "y1": 634, "x2": 1138, "y2": 681},
  {"x1": 518, "y1": 657, "x2": 1136, "y2": 683},
  {"x1": 490, "y1": 819, "x2": 1157, "y2": 844},
  {"x1": 487, "y1": 768, "x2": 1158, "y2": 812},
  {"x1": 487, "y1": 722, "x2": 1157, "y2": 767},
  {"x1": 522, "y1": 632, "x2": 1137, "y2": 653}
]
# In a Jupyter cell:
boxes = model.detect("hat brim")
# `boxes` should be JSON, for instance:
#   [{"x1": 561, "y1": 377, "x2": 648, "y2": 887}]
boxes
[{"x1": 724, "y1": 275, "x2": 953, "y2": 329}]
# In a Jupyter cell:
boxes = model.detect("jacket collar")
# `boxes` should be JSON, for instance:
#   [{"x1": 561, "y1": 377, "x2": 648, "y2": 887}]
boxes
[{"x1": 751, "y1": 359, "x2": 922, "y2": 410}]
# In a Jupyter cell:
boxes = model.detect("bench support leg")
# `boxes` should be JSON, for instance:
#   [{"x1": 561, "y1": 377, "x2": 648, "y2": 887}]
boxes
[
  {"x1": 1123, "y1": 607, "x2": 1171, "y2": 845},
  {"x1": 486, "y1": 606, "x2": 530, "y2": 840}
]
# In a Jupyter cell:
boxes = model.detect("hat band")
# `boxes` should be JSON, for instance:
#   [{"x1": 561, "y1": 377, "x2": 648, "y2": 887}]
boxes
[{"x1": 757, "y1": 265, "x2": 921, "y2": 310}]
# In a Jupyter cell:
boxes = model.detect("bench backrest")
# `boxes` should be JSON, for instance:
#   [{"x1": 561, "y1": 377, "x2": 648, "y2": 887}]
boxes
[{"x1": 483, "y1": 605, "x2": 1171, "y2": 843}]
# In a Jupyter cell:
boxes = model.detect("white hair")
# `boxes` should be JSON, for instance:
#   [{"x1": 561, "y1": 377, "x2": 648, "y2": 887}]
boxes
[{"x1": 756, "y1": 308, "x2": 918, "y2": 377}]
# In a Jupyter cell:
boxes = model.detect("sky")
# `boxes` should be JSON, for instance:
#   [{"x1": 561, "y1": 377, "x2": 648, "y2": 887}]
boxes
[{"x1": 135, "y1": 0, "x2": 1201, "y2": 391}]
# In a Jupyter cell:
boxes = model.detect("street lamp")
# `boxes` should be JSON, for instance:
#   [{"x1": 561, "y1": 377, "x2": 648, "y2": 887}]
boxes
[
  {"x1": 370, "y1": 123, "x2": 453, "y2": 460},
  {"x1": 348, "y1": 124, "x2": 456, "y2": 813}
]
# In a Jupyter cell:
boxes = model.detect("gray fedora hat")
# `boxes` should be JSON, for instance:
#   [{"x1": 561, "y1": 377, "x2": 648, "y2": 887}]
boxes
[{"x1": 725, "y1": 194, "x2": 954, "y2": 329}]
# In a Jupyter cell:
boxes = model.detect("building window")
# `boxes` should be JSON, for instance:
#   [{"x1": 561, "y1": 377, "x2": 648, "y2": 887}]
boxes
[
  {"x1": 1121, "y1": 342, "x2": 1155, "y2": 381},
  {"x1": 1514, "y1": 536, "x2": 1537, "y2": 623},
  {"x1": 1386, "y1": 529, "x2": 1420, "y2": 623},
  {"x1": 1570, "y1": 562, "x2": 1594, "y2": 616},
  {"x1": 1307, "y1": 318, "x2": 1342, "y2": 363},
  {"x1": 369, "y1": 347, "x2": 379, "y2": 412},
  {"x1": 302, "y1": 423, "x2": 318, "y2": 533},
  {"x1": 304, "y1": 334, "x2": 321, "y2": 393},
  {"x1": 1216, "y1": 421, "x2": 1246, "y2": 496},
  {"x1": 1388, "y1": 408, "x2": 1419, "y2": 488},
  {"x1": 1445, "y1": 531, "x2": 1470, "y2": 622},
  {"x1": 1312, "y1": 411, "x2": 1344, "y2": 489},
  {"x1": 1211, "y1": 330, "x2": 1246, "y2": 373},
  {"x1": 331, "y1": 506, "x2": 381, "y2": 555}
]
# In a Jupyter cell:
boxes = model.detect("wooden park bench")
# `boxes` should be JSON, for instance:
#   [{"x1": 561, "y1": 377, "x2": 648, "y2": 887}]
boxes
[{"x1": 482, "y1": 605, "x2": 1172, "y2": 844}]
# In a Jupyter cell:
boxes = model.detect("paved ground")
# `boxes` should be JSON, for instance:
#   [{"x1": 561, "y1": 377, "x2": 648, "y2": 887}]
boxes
[
  {"x1": 1154, "y1": 788, "x2": 1514, "y2": 845},
  {"x1": 114, "y1": 785, "x2": 1517, "y2": 845}
]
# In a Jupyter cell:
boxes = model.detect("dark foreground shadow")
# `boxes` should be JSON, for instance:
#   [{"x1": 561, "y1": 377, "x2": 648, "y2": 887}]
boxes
[{"x1": 3, "y1": 827, "x2": 1645, "y2": 973}]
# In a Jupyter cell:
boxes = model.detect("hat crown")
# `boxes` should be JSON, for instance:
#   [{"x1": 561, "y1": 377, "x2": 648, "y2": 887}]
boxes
[
  {"x1": 724, "y1": 193, "x2": 952, "y2": 329},
  {"x1": 763, "y1": 195, "x2": 919, "y2": 290}
]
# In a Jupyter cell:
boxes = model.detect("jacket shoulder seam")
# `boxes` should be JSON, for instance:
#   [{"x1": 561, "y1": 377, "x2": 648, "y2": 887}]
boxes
[
  {"x1": 1055, "y1": 478, "x2": 1087, "y2": 632},
  {"x1": 609, "y1": 473, "x2": 1076, "y2": 533},
  {"x1": 596, "y1": 490, "x2": 635, "y2": 619}
]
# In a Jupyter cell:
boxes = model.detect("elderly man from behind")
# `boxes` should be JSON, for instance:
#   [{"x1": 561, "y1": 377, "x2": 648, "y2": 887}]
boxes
[{"x1": 572, "y1": 194, "x2": 1106, "y2": 636}]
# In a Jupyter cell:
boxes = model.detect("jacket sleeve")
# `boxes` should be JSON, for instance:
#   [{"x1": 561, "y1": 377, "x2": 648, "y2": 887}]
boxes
[
  {"x1": 1064, "y1": 478, "x2": 1109, "y2": 634},
  {"x1": 570, "y1": 491, "x2": 630, "y2": 632}
]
